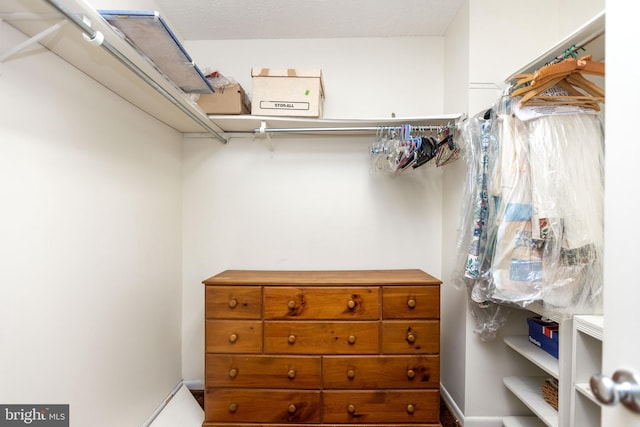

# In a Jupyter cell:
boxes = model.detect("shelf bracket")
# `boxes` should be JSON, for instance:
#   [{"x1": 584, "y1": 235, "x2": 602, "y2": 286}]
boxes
[
  {"x1": 258, "y1": 121, "x2": 275, "y2": 152},
  {"x1": 0, "y1": 19, "x2": 67, "y2": 64}
]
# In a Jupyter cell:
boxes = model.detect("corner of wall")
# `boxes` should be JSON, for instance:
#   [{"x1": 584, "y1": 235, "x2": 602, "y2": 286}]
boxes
[{"x1": 440, "y1": 0, "x2": 471, "y2": 415}]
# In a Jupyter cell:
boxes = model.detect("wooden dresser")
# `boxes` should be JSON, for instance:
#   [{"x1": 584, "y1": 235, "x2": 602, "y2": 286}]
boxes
[{"x1": 202, "y1": 269, "x2": 442, "y2": 427}]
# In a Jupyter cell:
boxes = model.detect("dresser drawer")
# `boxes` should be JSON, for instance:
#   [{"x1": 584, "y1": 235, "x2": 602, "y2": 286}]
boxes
[
  {"x1": 205, "y1": 389, "x2": 321, "y2": 423},
  {"x1": 322, "y1": 390, "x2": 440, "y2": 424},
  {"x1": 205, "y1": 320, "x2": 262, "y2": 353},
  {"x1": 264, "y1": 321, "x2": 379, "y2": 354},
  {"x1": 382, "y1": 286, "x2": 440, "y2": 319},
  {"x1": 206, "y1": 354, "x2": 322, "y2": 388},
  {"x1": 381, "y1": 321, "x2": 440, "y2": 354},
  {"x1": 264, "y1": 287, "x2": 380, "y2": 320},
  {"x1": 322, "y1": 355, "x2": 440, "y2": 389},
  {"x1": 206, "y1": 286, "x2": 262, "y2": 319}
]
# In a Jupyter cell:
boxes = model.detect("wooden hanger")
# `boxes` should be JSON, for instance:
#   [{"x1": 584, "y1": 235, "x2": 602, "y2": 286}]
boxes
[{"x1": 510, "y1": 55, "x2": 605, "y2": 110}]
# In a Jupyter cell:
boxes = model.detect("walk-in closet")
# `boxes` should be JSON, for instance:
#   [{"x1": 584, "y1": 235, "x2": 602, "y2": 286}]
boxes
[{"x1": 1, "y1": 0, "x2": 638, "y2": 426}]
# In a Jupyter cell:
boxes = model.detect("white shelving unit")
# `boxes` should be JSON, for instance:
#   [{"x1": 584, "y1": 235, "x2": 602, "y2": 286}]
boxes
[
  {"x1": 0, "y1": 0, "x2": 461, "y2": 143},
  {"x1": 505, "y1": 335, "x2": 560, "y2": 378},
  {"x1": 503, "y1": 375, "x2": 559, "y2": 427},
  {"x1": 503, "y1": 314, "x2": 569, "y2": 427},
  {"x1": 1, "y1": 0, "x2": 227, "y2": 140},
  {"x1": 503, "y1": 313, "x2": 604, "y2": 427},
  {"x1": 571, "y1": 315, "x2": 604, "y2": 427}
]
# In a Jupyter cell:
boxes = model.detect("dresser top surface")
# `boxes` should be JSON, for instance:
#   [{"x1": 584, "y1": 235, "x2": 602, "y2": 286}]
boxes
[{"x1": 203, "y1": 269, "x2": 441, "y2": 286}]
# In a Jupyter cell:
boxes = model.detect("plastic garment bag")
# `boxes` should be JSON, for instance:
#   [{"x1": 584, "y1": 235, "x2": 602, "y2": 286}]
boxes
[
  {"x1": 521, "y1": 108, "x2": 604, "y2": 312},
  {"x1": 454, "y1": 96, "x2": 604, "y2": 337},
  {"x1": 489, "y1": 106, "x2": 543, "y2": 304},
  {"x1": 453, "y1": 108, "x2": 511, "y2": 341},
  {"x1": 491, "y1": 99, "x2": 604, "y2": 316}
]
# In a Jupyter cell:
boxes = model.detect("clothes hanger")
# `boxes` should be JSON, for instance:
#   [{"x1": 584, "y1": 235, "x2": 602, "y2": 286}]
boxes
[
  {"x1": 565, "y1": 73, "x2": 605, "y2": 98},
  {"x1": 510, "y1": 54, "x2": 605, "y2": 110},
  {"x1": 513, "y1": 55, "x2": 604, "y2": 88},
  {"x1": 524, "y1": 75, "x2": 604, "y2": 111}
]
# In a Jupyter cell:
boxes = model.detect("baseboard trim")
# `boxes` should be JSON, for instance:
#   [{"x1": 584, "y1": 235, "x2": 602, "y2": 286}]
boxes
[
  {"x1": 439, "y1": 384, "x2": 505, "y2": 427},
  {"x1": 462, "y1": 417, "x2": 505, "y2": 427},
  {"x1": 440, "y1": 383, "x2": 464, "y2": 425}
]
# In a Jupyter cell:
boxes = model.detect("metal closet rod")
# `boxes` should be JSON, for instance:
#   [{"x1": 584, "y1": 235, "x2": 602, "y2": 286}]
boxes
[
  {"x1": 255, "y1": 123, "x2": 451, "y2": 134},
  {"x1": 43, "y1": 0, "x2": 227, "y2": 144},
  {"x1": 546, "y1": 29, "x2": 605, "y2": 66}
]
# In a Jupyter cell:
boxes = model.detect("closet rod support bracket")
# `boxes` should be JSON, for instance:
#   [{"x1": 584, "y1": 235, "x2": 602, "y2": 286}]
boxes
[
  {"x1": 81, "y1": 15, "x2": 103, "y2": 47},
  {"x1": 0, "y1": 19, "x2": 67, "y2": 65}
]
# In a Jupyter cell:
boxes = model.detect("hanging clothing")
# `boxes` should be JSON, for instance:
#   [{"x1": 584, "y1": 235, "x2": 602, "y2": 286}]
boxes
[
  {"x1": 525, "y1": 112, "x2": 604, "y2": 308},
  {"x1": 453, "y1": 109, "x2": 512, "y2": 342},
  {"x1": 465, "y1": 117, "x2": 492, "y2": 279},
  {"x1": 489, "y1": 111, "x2": 544, "y2": 304},
  {"x1": 457, "y1": 97, "x2": 604, "y2": 316}
]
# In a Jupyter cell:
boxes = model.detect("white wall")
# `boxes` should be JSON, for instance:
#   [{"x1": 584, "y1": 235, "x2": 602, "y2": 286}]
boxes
[
  {"x1": 0, "y1": 22, "x2": 183, "y2": 427},
  {"x1": 181, "y1": 36, "x2": 448, "y2": 380},
  {"x1": 460, "y1": 2, "x2": 562, "y2": 423},
  {"x1": 558, "y1": 0, "x2": 605, "y2": 37},
  {"x1": 441, "y1": 3, "x2": 557, "y2": 420},
  {"x1": 185, "y1": 37, "x2": 447, "y2": 119},
  {"x1": 441, "y1": 1, "x2": 470, "y2": 416}
]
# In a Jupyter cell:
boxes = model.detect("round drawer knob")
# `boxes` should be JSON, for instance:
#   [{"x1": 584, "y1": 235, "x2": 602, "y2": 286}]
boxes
[
  {"x1": 288, "y1": 369, "x2": 297, "y2": 379},
  {"x1": 229, "y1": 333, "x2": 238, "y2": 343},
  {"x1": 406, "y1": 333, "x2": 416, "y2": 343},
  {"x1": 347, "y1": 335, "x2": 357, "y2": 345},
  {"x1": 347, "y1": 404, "x2": 356, "y2": 414},
  {"x1": 407, "y1": 298, "x2": 416, "y2": 309},
  {"x1": 347, "y1": 369, "x2": 356, "y2": 379},
  {"x1": 228, "y1": 298, "x2": 238, "y2": 309},
  {"x1": 288, "y1": 404, "x2": 297, "y2": 414},
  {"x1": 229, "y1": 368, "x2": 238, "y2": 378},
  {"x1": 228, "y1": 402, "x2": 238, "y2": 413},
  {"x1": 347, "y1": 299, "x2": 356, "y2": 310},
  {"x1": 406, "y1": 403, "x2": 416, "y2": 414},
  {"x1": 287, "y1": 300, "x2": 296, "y2": 309},
  {"x1": 288, "y1": 334, "x2": 297, "y2": 344},
  {"x1": 407, "y1": 369, "x2": 416, "y2": 379}
]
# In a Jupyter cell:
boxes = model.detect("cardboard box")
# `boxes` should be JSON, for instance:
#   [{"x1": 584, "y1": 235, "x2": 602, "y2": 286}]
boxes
[
  {"x1": 527, "y1": 316, "x2": 559, "y2": 358},
  {"x1": 251, "y1": 68, "x2": 324, "y2": 118},
  {"x1": 196, "y1": 83, "x2": 250, "y2": 115}
]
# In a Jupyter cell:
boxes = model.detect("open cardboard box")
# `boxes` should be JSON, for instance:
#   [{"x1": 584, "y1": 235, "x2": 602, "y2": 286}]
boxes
[
  {"x1": 251, "y1": 68, "x2": 324, "y2": 118},
  {"x1": 196, "y1": 83, "x2": 251, "y2": 115}
]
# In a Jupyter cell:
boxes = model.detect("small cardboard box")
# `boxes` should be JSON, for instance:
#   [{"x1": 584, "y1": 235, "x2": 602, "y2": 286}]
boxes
[
  {"x1": 196, "y1": 83, "x2": 251, "y2": 115},
  {"x1": 527, "y1": 316, "x2": 559, "y2": 359},
  {"x1": 251, "y1": 68, "x2": 325, "y2": 118}
]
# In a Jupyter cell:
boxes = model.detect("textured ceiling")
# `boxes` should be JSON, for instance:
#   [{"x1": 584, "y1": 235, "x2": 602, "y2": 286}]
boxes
[{"x1": 153, "y1": 0, "x2": 465, "y2": 40}]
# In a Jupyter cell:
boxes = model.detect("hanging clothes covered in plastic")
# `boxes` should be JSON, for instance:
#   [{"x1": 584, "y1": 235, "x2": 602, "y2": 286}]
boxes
[
  {"x1": 490, "y1": 99, "x2": 604, "y2": 311},
  {"x1": 455, "y1": 109, "x2": 512, "y2": 341},
  {"x1": 454, "y1": 55, "x2": 605, "y2": 336}
]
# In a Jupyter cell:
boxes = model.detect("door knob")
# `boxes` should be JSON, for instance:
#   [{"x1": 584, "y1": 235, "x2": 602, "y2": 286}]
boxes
[{"x1": 590, "y1": 369, "x2": 640, "y2": 413}]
